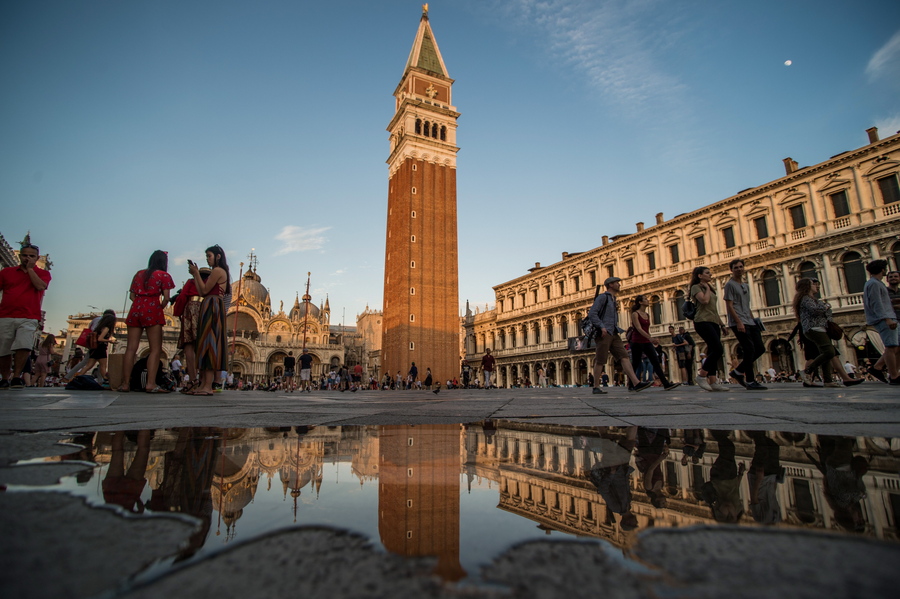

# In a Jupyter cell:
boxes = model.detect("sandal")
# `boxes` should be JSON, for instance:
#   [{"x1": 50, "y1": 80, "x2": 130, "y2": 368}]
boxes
[
  {"x1": 190, "y1": 390, "x2": 214, "y2": 396},
  {"x1": 115, "y1": 386, "x2": 130, "y2": 393},
  {"x1": 146, "y1": 386, "x2": 170, "y2": 394},
  {"x1": 180, "y1": 381, "x2": 197, "y2": 394}
]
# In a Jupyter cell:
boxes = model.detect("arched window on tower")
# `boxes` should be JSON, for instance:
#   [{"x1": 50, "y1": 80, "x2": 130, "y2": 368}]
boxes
[
  {"x1": 431, "y1": 123, "x2": 438, "y2": 138},
  {"x1": 672, "y1": 290, "x2": 686, "y2": 321},
  {"x1": 842, "y1": 252, "x2": 866, "y2": 294},
  {"x1": 762, "y1": 270, "x2": 781, "y2": 307},
  {"x1": 650, "y1": 295, "x2": 662, "y2": 325},
  {"x1": 799, "y1": 261, "x2": 820, "y2": 296},
  {"x1": 415, "y1": 119, "x2": 422, "y2": 135},
  {"x1": 440, "y1": 125, "x2": 446, "y2": 141}
]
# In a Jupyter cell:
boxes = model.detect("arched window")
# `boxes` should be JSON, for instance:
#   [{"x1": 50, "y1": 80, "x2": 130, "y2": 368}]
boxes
[
  {"x1": 561, "y1": 317, "x2": 569, "y2": 339},
  {"x1": 842, "y1": 252, "x2": 866, "y2": 294},
  {"x1": 522, "y1": 325, "x2": 529, "y2": 346},
  {"x1": 276, "y1": 335, "x2": 282, "y2": 343},
  {"x1": 762, "y1": 270, "x2": 781, "y2": 307},
  {"x1": 799, "y1": 261, "x2": 820, "y2": 297},
  {"x1": 892, "y1": 241, "x2": 900, "y2": 272},
  {"x1": 431, "y1": 123, "x2": 438, "y2": 138},
  {"x1": 415, "y1": 119, "x2": 422, "y2": 135},
  {"x1": 546, "y1": 320, "x2": 554, "y2": 343},
  {"x1": 440, "y1": 125, "x2": 446, "y2": 141},
  {"x1": 672, "y1": 290, "x2": 685, "y2": 320},
  {"x1": 498, "y1": 330, "x2": 505, "y2": 350},
  {"x1": 650, "y1": 295, "x2": 662, "y2": 325},
  {"x1": 423, "y1": 121, "x2": 430, "y2": 136}
]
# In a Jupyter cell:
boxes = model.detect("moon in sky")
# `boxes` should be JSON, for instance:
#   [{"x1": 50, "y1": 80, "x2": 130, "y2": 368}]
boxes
[{"x1": 784, "y1": 60, "x2": 792, "y2": 66}]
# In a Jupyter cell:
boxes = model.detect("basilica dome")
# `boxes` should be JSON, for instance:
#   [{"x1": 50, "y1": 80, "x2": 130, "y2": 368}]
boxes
[
  {"x1": 239, "y1": 269, "x2": 270, "y2": 311},
  {"x1": 289, "y1": 293, "x2": 320, "y2": 320}
]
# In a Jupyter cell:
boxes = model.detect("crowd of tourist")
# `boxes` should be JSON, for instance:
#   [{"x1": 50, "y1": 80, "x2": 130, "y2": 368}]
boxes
[{"x1": 1, "y1": 239, "x2": 898, "y2": 392}]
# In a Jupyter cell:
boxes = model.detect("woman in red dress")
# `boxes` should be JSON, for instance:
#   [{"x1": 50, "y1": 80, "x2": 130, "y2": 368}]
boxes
[
  {"x1": 119, "y1": 250, "x2": 175, "y2": 393},
  {"x1": 188, "y1": 245, "x2": 230, "y2": 396}
]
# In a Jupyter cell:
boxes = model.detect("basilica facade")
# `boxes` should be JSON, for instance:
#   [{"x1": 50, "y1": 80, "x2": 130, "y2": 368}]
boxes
[{"x1": 462, "y1": 127, "x2": 900, "y2": 387}]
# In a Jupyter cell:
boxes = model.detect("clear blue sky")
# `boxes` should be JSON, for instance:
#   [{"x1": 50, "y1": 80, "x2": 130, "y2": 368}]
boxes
[{"x1": 2, "y1": 0, "x2": 898, "y2": 335}]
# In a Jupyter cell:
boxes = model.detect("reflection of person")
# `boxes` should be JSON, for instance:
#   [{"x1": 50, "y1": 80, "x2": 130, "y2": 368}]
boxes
[
  {"x1": 102, "y1": 430, "x2": 152, "y2": 513},
  {"x1": 747, "y1": 431, "x2": 782, "y2": 525},
  {"x1": 147, "y1": 428, "x2": 219, "y2": 559},
  {"x1": 634, "y1": 428, "x2": 671, "y2": 507},
  {"x1": 804, "y1": 436, "x2": 869, "y2": 532},
  {"x1": 681, "y1": 429, "x2": 706, "y2": 465},
  {"x1": 581, "y1": 426, "x2": 640, "y2": 531},
  {"x1": 0, "y1": 241, "x2": 51, "y2": 390},
  {"x1": 703, "y1": 430, "x2": 746, "y2": 523}
]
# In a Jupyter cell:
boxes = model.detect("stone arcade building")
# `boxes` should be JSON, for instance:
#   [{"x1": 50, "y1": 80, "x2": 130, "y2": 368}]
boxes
[{"x1": 463, "y1": 127, "x2": 900, "y2": 387}]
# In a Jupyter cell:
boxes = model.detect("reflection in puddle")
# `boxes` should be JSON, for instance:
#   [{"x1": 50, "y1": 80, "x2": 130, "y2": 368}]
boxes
[{"x1": 46, "y1": 424, "x2": 900, "y2": 583}]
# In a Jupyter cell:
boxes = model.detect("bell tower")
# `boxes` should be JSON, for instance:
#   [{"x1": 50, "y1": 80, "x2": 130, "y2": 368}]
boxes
[{"x1": 381, "y1": 6, "x2": 460, "y2": 384}]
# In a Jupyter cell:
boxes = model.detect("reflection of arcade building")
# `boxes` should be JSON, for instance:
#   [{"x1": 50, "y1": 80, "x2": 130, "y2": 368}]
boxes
[{"x1": 464, "y1": 423, "x2": 900, "y2": 549}]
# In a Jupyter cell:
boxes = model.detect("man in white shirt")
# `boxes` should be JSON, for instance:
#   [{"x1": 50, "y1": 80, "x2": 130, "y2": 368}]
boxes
[{"x1": 843, "y1": 361, "x2": 857, "y2": 378}]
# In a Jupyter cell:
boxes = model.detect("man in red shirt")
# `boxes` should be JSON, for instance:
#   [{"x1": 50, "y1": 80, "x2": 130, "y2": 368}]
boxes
[{"x1": 0, "y1": 243, "x2": 51, "y2": 389}]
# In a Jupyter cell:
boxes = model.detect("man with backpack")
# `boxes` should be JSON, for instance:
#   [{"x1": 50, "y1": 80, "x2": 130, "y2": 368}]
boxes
[{"x1": 587, "y1": 277, "x2": 653, "y2": 395}]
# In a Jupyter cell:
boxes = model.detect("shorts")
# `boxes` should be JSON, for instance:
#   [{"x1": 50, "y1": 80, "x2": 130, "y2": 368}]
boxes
[
  {"x1": 284, "y1": 369, "x2": 295, "y2": 377},
  {"x1": 677, "y1": 355, "x2": 689, "y2": 368},
  {"x1": 300, "y1": 369, "x2": 311, "y2": 381},
  {"x1": 0, "y1": 318, "x2": 39, "y2": 357},
  {"x1": 89, "y1": 342, "x2": 109, "y2": 360},
  {"x1": 874, "y1": 318, "x2": 899, "y2": 348},
  {"x1": 594, "y1": 332, "x2": 629, "y2": 365}
]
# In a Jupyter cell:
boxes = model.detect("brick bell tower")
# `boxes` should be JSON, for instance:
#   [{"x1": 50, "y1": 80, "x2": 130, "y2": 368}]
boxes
[{"x1": 382, "y1": 6, "x2": 460, "y2": 385}]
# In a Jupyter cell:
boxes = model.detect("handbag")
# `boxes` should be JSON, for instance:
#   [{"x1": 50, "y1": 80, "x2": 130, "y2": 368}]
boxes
[
  {"x1": 75, "y1": 327, "x2": 98, "y2": 349},
  {"x1": 826, "y1": 320, "x2": 844, "y2": 340}
]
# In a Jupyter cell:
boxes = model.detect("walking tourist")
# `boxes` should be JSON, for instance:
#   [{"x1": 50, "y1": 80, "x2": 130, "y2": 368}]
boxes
[
  {"x1": 283, "y1": 351, "x2": 296, "y2": 392},
  {"x1": 793, "y1": 278, "x2": 841, "y2": 387},
  {"x1": 679, "y1": 326, "x2": 696, "y2": 385},
  {"x1": 481, "y1": 348, "x2": 495, "y2": 389},
  {"x1": 862, "y1": 259, "x2": 899, "y2": 385},
  {"x1": 33, "y1": 333, "x2": 58, "y2": 388},
  {"x1": 188, "y1": 245, "x2": 230, "y2": 396},
  {"x1": 587, "y1": 277, "x2": 653, "y2": 395},
  {"x1": 668, "y1": 325, "x2": 690, "y2": 384},
  {"x1": 299, "y1": 349, "x2": 313, "y2": 392},
  {"x1": 74, "y1": 310, "x2": 117, "y2": 384},
  {"x1": 120, "y1": 250, "x2": 174, "y2": 393},
  {"x1": 0, "y1": 240, "x2": 51, "y2": 390},
  {"x1": 723, "y1": 259, "x2": 767, "y2": 390},
  {"x1": 631, "y1": 298, "x2": 680, "y2": 391}
]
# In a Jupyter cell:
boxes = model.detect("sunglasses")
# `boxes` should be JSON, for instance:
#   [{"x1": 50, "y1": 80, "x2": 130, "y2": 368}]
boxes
[{"x1": 20, "y1": 243, "x2": 40, "y2": 253}]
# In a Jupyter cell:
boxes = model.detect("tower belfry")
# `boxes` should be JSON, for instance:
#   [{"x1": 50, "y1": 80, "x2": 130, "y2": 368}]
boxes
[{"x1": 381, "y1": 7, "x2": 460, "y2": 383}]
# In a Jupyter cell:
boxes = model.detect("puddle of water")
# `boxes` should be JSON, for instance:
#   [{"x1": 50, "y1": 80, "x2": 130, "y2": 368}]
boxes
[{"x1": 27, "y1": 424, "x2": 900, "y2": 585}]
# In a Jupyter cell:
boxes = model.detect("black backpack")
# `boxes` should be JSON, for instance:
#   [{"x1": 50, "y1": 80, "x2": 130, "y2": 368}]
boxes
[
  {"x1": 682, "y1": 293, "x2": 697, "y2": 321},
  {"x1": 130, "y1": 358, "x2": 175, "y2": 392},
  {"x1": 65, "y1": 375, "x2": 104, "y2": 391}
]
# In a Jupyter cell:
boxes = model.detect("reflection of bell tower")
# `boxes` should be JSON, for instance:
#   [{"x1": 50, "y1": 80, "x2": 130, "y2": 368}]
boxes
[
  {"x1": 381, "y1": 6, "x2": 460, "y2": 383},
  {"x1": 378, "y1": 424, "x2": 465, "y2": 581}
]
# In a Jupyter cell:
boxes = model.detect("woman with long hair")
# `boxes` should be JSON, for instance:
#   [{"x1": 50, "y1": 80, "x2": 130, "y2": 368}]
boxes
[
  {"x1": 34, "y1": 334, "x2": 57, "y2": 387},
  {"x1": 629, "y1": 295, "x2": 680, "y2": 391},
  {"x1": 75, "y1": 310, "x2": 117, "y2": 383},
  {"x1": 688, "y1": 266, "x2": 728, "y2": 391},
  {"x1": 120, "y1": 250, "x2": 175, "y2": 393},
  {"x1": 188, "y1": 245, "x2": 230, "y2": 396},
  {"x1": 793, "y1": 277, "x2": 839, "y2": 386}
]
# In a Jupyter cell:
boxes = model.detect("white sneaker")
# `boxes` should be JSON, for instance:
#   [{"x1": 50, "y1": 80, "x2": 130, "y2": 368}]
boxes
[
  {"x1": 712, "y1": 382, "x2": 730, "y2": 392},
  {"x1": 801, "y1": 370, "x2": 815, "y2": 385},
  {"x1": 695, "y1": 376, "x2": 714, "y2": 392}
]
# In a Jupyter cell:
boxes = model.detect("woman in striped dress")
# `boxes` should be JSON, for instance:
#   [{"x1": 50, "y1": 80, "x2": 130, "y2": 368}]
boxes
[{"x1": 188, "y1": 245, "x2": 230, "y2": 396}]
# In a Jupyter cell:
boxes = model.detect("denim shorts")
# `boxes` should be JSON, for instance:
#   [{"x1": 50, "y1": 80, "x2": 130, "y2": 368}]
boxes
[{"x1": 874, "y1": 318, "x2": 899, "y2": 348}]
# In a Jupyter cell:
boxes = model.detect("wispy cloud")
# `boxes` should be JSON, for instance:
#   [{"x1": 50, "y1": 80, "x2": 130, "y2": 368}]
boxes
[
  {"x1": 274, "y1": 225, "x2": 330, "y2": 256},
  {"x1": 489, "y1": 0, "x2": 688, "y2": 114},
  {"x1": 866, "y1": 29, "x2": 900, "y2": 81},
  {"x1": 875, "y1": 113, "x2": 900, "y2": 137}
]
